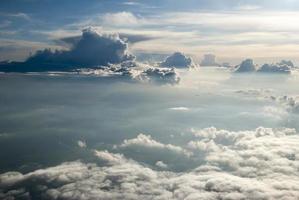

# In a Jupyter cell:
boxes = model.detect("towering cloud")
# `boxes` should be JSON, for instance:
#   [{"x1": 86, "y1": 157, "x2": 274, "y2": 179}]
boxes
[
  {"x1": 160, "y1": 52, "x2": 195, "y2": 68},
  {"x1": 0, "y1": 29, "x2": 135, "y2": 72}
]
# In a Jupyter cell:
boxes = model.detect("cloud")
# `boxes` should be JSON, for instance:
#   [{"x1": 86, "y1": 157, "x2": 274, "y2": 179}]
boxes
[
  {"x1": 138, "y1": 67, "x2": 180, "y2": 85},
  {"x1": 155, "y1": 161, "x2": 168, "y2": 169},
  {"x1": 77, "y1": 140, "x2": 87, "y2": 148},
  {"x1": 160, "y1": 52, "x2": 195, "y2": 68},
  {"x1": 234, "y1": 59, "x2": 295, "y2": 73},
  {"x1": 77, "y1": 61, "x2": 180, "y2": 85},
  {"x1": 118, "y1": 133, "x2": 191, "y2": 157},
  {"x1": 2, "y1": 127, "x2": 299, "y2": 200},
  {"x1": 257, "y1": 63, "x2": 292, "y2": 74},
  {"x1": 0, "y1": 28, "x2": 135, "y2": 72},
  {"x1": 169, "y1": 107, "x2": 190, "y2": 111},
  {"x1": 235, "y1": 59, "x2": 256, "y2": 72},
  {"x1": 101, "y1": 12, "x2": 143, "y2": 26}
]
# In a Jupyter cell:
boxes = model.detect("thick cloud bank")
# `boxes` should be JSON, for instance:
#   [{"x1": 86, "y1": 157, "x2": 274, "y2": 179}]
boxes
[
  {"x1": 160, "y1": 52, "x2": 195, "y2": 68},
  {"x1": 235, "y1": 59, "x2": 256, "y2": 72},
  {"x1": 2, "y1": 127, "x2": 299, "y2": 199},
  {"x1": 0, "y1": 29, "x2": 135, "y2": 72}
]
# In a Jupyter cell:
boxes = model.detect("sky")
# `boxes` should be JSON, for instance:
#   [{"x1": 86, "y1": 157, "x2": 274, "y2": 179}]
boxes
[{"x1": 1, "y1": 0, "x2": 299, "y2": 64}]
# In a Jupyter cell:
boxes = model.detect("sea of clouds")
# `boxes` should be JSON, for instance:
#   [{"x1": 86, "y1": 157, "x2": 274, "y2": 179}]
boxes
[{"x1": 1, "y1": 127, "x2": 299, "y2": 199}]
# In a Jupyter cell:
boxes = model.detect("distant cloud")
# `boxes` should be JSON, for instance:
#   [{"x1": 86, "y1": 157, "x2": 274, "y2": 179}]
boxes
[
  {"x1": 235, "y1": 5, "x2": 262, "y2": 11},
  {"x1": 155, "y1": 161, "x2": 168, "y2": 169},
  {"x1": 138, "y1": 67, "x2": 180, "y2": 85},
  {"x1": 169, "y1": 107, "x2": 190, "y2": 111},
  {"x1": 235, "y1": 59, "x2": 295, "y2": 74},
  {"x1": 160, "y1": 52, "x2": 195, "y2": 68},
  {"x1": 0, "y1": 28, "x2": 135, "y2": 72},
  {"x1": 0, "y1": 12, "x2": 30, "y2": 20},
  {"x1": 77, "y1": 140, "x2": 86, "y2": 148},
  {"x1": 118, "y1": 133, "x2": 191, "y2": 157},
  {"x1": 235, "y1": 59, "x2": 256, "y2": 72},
  {"x1": 257, "y1": 63, "x2": 291, "y2": 74},
  {"x1": 101, "y1": 12, "x2": 143, "y2": 26}
]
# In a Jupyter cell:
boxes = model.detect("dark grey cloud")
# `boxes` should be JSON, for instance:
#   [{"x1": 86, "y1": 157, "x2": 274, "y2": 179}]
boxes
[
  {"x1": 257, "y1": 63, "x2": 291, "y2": 74},
  {"x1": 235, "y1": 59, "x2": 256, "y2": 72},
  {"x1": 160, "y1": 52, "x2": 195, "y2": 68},
  {"x1": 0, "y1": 28, "x2": 135, "y2": 72},
  {"x1": 235, "y1": 59, "x2": 296, "y2": 74}
]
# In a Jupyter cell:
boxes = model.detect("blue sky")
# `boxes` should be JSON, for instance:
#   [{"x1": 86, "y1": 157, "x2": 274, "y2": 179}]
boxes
[{"x1": 1, "y1": 0, "x2": 299, "y2": 64}]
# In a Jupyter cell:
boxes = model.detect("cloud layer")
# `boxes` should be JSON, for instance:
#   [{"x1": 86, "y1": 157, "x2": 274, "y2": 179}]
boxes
[{"x1": 1, "y1": 127, "x2": 299, "y2": 199}]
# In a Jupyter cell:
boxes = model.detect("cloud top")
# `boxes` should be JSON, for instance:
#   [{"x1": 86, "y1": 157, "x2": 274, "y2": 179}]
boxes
[
  {"x1": 160, "y1": 52, "x2": 195, "y2": 68},
  {"x1": 0, "y1": 28, "x2": 135, "y2": 72}
]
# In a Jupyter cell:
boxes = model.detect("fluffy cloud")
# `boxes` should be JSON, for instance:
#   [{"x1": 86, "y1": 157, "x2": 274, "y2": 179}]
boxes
[
  {"x1": 138, "y1": 67, "x2": 180, "y2": 85},
  {"x1": 78, "y1": 61, "x2": 180, "y2": 85},
  {"x1": 118, "y1": 133, "x2": 191, "y2": 157},
  {"x1": 235, "y1": 59, "x2": 256, "y2": 72},
  {"x1": 235, "y1": 59, "x2": 295, "y2": 73},
  {"x1": 2, "y1": 127, "x2": 299, "y2": 199},
  {"x1": 160, "y1": 52, "x2": 195, "y2": 68},
  {"x1": 0, "y1": 28, "x2": 135, "y2": 72},
  {"x1": 257, "y1": 63, "x2": 291, "y2": 74}
]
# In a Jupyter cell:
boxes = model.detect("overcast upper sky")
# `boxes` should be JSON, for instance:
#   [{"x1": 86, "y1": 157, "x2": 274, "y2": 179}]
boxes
[{"x1": 1, "y1": 0, "x2": 299, "y2": 64}]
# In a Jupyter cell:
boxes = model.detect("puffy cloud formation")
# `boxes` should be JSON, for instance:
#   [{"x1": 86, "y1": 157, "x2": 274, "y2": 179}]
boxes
[
  {"x1": 118, "y1": 133, "x2": 191, "y2": 157},
  {"x1": 2, "y1": 127, "x2": 299, "y2": 199},
  {"x1": 160, "y1": 52, "x2": 195, "y2": 68},
  {"x1": 0, "y1": 28, "x2": 135, "y2": 72},
  {"x1": 235, "y1": 59, "x2": 295, "y2": 74},
  {"x1": 279, "y1": 60, "x2": 294, "y2": 68},
  {"x1": 138, "y1": 67, "x2": 180, "y2": 85},
  {"x1": 79, "y1": 61, "x2": 180, "y2": 85},
  {"x1": 257, "y1": 63, "x2": 291, "y2": 74},
  {"x1": 235, "y1": 59, "x2": 256, "y2": 72}
]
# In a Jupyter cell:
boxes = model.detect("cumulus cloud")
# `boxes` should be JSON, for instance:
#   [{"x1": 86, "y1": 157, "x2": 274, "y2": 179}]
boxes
[
  {"x1": 235, "y1": 58, "x2": 256, "y2": 72},
  {"x1": 155, "y1": 161, "x2": 168, "y2": 169},
  {"x1": 78, "y1": 61, "x2": 180, "y2": 85},
  {"x1": 235, "y1": 59, "x2": 295, "y2": 74},
  {"x1": 160, "y1": 52, "x2": 195, "y2": 68},
  {"x1": 2, "y1": 127, "x2": 299, "y2": 200},
  {"x1": 138, "y1": 67, "x2": 180, "y2": 85},
  {"x1": 118, "y1": 133, "x2": 191, "y2": 157},
  {"x1": 257, "y1": 63, "x2": 291, "y2": 74},
  {"x1": 0, "y1": 28, "x2": 135, "y2": 72}
]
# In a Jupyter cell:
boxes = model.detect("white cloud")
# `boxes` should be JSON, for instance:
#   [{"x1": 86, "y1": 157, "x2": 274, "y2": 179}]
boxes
[
  {"x1": 155, "y1": 161, "x2": 168, "y2": 169},
  {"x1": 118, "y1": 133, "x2": 191, "y2": 157},
  {"x1": 2, "y1": 126, "x2": 299, "y2": 200},
  {"x1": 101, "y1": 12, "x2": 143, "y2": 26},
  {"x1": 77, "y1": 140, "x2": 86, "y2": 148},
  {"x1": 169, "y1": 107, "x2": 190, "y2": 111}
]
